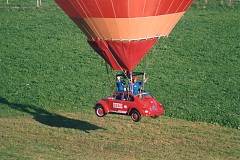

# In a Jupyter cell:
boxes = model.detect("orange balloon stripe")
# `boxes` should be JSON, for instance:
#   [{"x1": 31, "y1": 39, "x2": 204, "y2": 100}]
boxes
[
  {"x1": 54, "y1": 0, "x2": 194, "y2": 71},
  {"x1": 71, "y1": 12, "x2": 185, "y2": 40}
]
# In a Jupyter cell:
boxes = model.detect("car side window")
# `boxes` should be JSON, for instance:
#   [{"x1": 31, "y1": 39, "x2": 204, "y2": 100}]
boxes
[
  {"x1": 124, "y1": 94, "x2": 134, "y2": 101},
  {"x1": 113, "y1": 93, "x2": 123, "y2": 100}
]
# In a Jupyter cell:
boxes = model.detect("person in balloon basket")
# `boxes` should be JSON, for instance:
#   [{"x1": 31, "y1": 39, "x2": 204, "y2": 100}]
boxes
[
  {"x1": 116, "y1": 76, "x2": 126, "y2": 92},
  {"x1": 128, "y1": 76, "x2": 147, "y2": 95}
]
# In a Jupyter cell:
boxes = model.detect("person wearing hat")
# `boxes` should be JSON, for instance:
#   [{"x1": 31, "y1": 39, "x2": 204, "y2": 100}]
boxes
[
  {"x1": 128, "y1": 76, "x2": 147, "y2": 95},
  {"x1": 116, "y1": 76, "x2": 126, "y2": 92}
]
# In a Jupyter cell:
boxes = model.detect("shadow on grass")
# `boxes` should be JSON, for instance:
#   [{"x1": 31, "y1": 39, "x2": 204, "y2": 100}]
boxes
[{"x1": 0, "y1": 97, "x2": 105, "y2": 133}]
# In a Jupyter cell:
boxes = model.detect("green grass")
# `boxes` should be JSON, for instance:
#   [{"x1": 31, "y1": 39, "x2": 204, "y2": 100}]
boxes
[
  {"x1": 0, "y1": 1, "x2": 240, "y2": 159},
  {"x1": 148, "y1": 7, "x2": 240, "y2": 129},
  {"x1": 0, "y1": 0, "x2": 57, "y2": 7},
  {"x1": 0, "y1": 113, "x2": 239, "y2": 159}
]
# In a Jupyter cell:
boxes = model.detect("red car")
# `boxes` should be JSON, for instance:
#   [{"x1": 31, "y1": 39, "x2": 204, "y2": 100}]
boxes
[{"x1": 93, "y1": 91, "x2": 164, "y2": 122}]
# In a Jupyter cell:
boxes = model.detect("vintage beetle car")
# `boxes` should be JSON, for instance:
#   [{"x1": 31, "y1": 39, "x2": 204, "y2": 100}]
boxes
[{"x1": 93, "y1": 91, "x2": 164, "y2": 122}]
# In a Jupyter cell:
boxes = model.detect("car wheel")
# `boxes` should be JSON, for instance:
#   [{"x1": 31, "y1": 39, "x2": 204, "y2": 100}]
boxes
[
  {"x1": 130, "y1": 110, "x2": 141, "y2": 122},
  {"x1": 95, "y1": 105, "x2": 106, "y2": 117},
  {"x1": 151, "y1": 115, "x2": 159, "y2": 119}
]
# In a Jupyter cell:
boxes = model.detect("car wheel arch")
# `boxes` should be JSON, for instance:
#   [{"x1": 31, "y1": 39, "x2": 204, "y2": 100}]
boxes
[
  {"x1": 128, "y1": 107, "x2": 140, "y2": 116},
  {"x1": 95, "y1": 102, "x2": 109, "y2": 114}
]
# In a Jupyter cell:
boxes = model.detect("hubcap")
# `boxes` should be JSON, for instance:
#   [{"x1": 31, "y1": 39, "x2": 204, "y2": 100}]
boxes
[
  {"x1": 133, "y1": 113, "x2": 138, "y2": 120},
  {"x1": 97, "y1": 108, "x2": 103, "y2": 115}
]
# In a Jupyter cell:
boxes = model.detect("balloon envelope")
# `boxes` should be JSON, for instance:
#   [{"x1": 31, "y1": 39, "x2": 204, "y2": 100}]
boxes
[{"x1": 55, "y1": 0, "x2": 193, "y2": 71}]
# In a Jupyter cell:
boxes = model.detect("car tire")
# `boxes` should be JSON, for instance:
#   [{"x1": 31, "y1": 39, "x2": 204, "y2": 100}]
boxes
[
  {"x1": 130, "y1": 110, "x2": 141, "y2": 122},
  {"x1": 95, "y1": 105, "x2": 106, "y2": 117},
  {"x1": 150, "y1": 115, "x2": 159, "y2": 119}
]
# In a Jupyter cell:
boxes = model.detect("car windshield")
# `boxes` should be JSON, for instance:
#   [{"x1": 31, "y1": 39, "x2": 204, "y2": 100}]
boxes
[{"x1": 137, "y1": 92, "x2": 153, "y2": 100}]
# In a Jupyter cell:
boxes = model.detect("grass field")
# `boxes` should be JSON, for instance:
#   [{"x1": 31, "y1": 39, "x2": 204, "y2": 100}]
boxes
[{"x1": 0, "y1": 1, "x2": 239, "y2": 159}]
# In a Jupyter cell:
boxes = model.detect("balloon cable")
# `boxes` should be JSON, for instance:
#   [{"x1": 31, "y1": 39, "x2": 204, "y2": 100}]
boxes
[
  {"x1": 105, "y1": 62, "x2": 115, "y2": 90},
  {"x1": 144, "y1": 0, "x2": 193, "y2": 72}
]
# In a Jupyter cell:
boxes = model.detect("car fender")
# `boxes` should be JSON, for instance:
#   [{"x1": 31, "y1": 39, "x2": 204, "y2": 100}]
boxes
[
  {"x1": 95, "y1": 101, "x2": 110, "y2": 113},
  {"x1": 158, "y1": 102, "x2": 163, "y2": 108},
  {"x1": 127, "y1": 106, "x2": 141, "y2": 116}
]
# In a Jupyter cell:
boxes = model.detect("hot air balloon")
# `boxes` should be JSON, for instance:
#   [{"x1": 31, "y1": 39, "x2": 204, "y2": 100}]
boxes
[
  {"x1": 54, "y1": 0, "x2": 194, "y2": 121},
  {"x1": 54, "y1": 0, "x2": 193, "y2": 72}
]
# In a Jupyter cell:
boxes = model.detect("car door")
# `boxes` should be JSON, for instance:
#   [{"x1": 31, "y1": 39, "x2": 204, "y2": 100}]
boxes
[
  {"x1": 109, "y1": 92, "x2": 125, "y2": 114},
  {"x1": 121, "y1": 93, "x2": 134, "y2": 114},
  {"x1": 109, "y1": 92, "x2": 127, "y2": 114}
]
